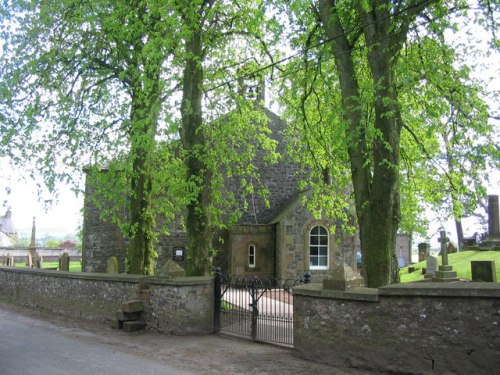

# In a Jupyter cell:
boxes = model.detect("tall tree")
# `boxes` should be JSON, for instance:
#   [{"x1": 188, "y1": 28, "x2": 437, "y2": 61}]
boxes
[
  {"x1": 0, "y1": 0, "x2": 179, "y2": 274},
  {"x1": 0, "y1": 0, "x2": 277, "y2": 276},
  {"x1": 279, "y1": 0, "x2": 499, "y2": 287},
  {"x1": 397, "y1": 35, "x2": 500, "y2": 248},
  {"x1": 175, "y1": 0, "x2": 278, "y2": 276}
]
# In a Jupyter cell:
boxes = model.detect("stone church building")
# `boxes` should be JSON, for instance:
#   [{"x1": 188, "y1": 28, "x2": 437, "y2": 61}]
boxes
[{"x1": 82, "y1": 106, "x2": 359, "y2": 281}]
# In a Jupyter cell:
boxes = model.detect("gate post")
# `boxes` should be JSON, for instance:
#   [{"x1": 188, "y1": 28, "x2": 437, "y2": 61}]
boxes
[
  {"x1": 214, "y1": 267, "x2": 222, "y2": 333},
  {"x1": 250, "y1": 276, "x2": 258, "y2": 341}
]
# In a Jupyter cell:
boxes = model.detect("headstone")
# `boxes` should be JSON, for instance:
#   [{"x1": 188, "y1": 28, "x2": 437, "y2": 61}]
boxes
[
  {"x1": 157, "y1": 260, "x2": 186, "y2": 279},
  {"x1": 106, "y1": 256, "x2": 119, "y2": 274},
  {"x1": 29, "y1": 216, "x2": 39, "y2": 267},
  {"x1": 471, "y1": 261, "x2": 496, "y2": 282},
  {"x1": 26, "y1": 251, "x2": 33, "y2": 268},
  {"x1": 35, "y1": 254, "x2": 43, "y2": 269},
  {"x1": 433, "y1": 230, "x2": 458, "y2": 282},
  {"x1": 418, "y1": 243, "x2": 429, "y2": 262},
  {"x1": 59, "y1": 252, "x2": 70, "y2": 272},
  {"x1": 30, "y1": 216, "x2": 36, "y2": 247},
  {"x1": 488, "y1": 195, "x2": 499, "y2": 236},
  {"x1": 425, "y1": 255, "x2": 438, "y2": 279},
  {"x1": 396, "y1": 234, "x2": 411, "y2": 266},
  {"x1": 323, "y1": 262, "x2": 365, "y2": 290},
  {"x1": 6, "y1": 254, "x2": 14, "y2": 266}
]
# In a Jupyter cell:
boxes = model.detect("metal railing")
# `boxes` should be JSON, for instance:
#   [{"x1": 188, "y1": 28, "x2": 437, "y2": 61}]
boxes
[{"x1": 214, "y1": 268, "x2": 310, "y2": 346}]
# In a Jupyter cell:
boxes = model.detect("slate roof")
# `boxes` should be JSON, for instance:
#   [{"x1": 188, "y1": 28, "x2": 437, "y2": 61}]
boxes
[{"x1": 222, "y1": 106, "x2": 307, "y2": 225}]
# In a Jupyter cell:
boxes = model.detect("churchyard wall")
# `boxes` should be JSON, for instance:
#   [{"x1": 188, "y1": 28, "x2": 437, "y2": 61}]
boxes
[
  {"x1": 293, "y1": 282, "x2": 500, "y2": 374},
  {"x1": 0, "y1": 247, "x2": 81, "y2": 263},
  {"x1": 0, "y1": 267, "x2": 213, "y2": 335}
]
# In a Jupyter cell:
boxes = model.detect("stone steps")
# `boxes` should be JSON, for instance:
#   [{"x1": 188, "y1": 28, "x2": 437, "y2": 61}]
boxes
[{"x1": 112, "y1": 300, "x2": 146, "y2": 332}]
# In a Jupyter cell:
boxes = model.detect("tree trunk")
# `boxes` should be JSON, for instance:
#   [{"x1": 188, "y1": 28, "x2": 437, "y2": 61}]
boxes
[
  {"x1": 455, "y1": 219, "x2": 463, "y2": 251},
  {"x1": 127, "y1": 91, "x2": 159, "y2": 275},
  {"x1": 361, "y1": 6, "x2": 402, "y2": 286},
  {"x1": 180, "y1": 24, "x2": 213, "y2": 277},
  {"x1": 319, "y1": 0, "x2": 401, "y2": 287}
]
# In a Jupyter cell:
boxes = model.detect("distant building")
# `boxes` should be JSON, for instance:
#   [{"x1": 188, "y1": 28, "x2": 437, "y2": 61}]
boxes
[{"x1": 0, "y1": 209, "x2": 17, "y2": 246}]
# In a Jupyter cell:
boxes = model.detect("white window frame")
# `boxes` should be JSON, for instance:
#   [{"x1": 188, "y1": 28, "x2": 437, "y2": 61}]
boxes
[
  {"x1": 309, "y1": 225, "x2": 329, "y2": 270},
  {"x1": 248, "y1": 244, "x2": 256, "y2": 268}
]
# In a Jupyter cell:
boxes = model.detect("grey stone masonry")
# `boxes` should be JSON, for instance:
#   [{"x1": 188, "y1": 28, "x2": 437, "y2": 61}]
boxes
[
  {"x1": 322, "y1": 262, "x2": 365, "y2": 290},
  {"x1": 82, "y1": 171, "x2": 126, "y2": 273},
  {"x1": 157, "y1": 260, "x2": 186, "y2": 279},
  {"x1": 294, "y1": 282, "x2": 500, "y2": 374},
  {"x1": 0, "y1": 267, "x2": 213, "y2": 335}
]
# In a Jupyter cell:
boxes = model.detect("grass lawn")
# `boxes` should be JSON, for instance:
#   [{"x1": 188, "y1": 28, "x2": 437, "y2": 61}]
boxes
[
  {"x1": 400, "y1": 250, "x2": 500, "y2": 283},
  {"x1": 13, "y1": 261, "x2": 82, "y2": 272}
]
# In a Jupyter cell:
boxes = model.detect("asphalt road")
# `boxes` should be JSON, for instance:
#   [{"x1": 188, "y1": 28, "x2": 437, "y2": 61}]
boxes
[
  {"x1": 0, "y1": 306, "x2": 196, "y2": 375},
  {"x1": 0, "y1": 303, "x2": 375, "y2": 375}
]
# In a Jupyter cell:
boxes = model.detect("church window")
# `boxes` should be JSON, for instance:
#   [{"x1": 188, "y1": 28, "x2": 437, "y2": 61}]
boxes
[
  {"x1": 248, "y1": 244, "x2": 256, "y2": 268},
  {"x1": 309, "y1": 226, "x2": 328, "y2": 269}
]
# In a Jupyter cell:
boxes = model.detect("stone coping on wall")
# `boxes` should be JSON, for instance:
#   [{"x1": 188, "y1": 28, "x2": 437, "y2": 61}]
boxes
[
  {"x1": 379, "y1": 280, "x2": 500, "y2": 298},
  {"x1": 293, "y1": 283, "x2": 379, "y2": 302},
  {"x1": 294, "y1": 280, "x2": 500, "y2": 301},
  {"x1": 0, "y1": 266, "x2": 212, "y2": 286}
]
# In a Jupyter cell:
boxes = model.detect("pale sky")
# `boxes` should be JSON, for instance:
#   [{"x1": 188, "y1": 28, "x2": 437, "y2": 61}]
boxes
[{"x1": 0, "y1": 161, "x2": 83, "y2": 238}]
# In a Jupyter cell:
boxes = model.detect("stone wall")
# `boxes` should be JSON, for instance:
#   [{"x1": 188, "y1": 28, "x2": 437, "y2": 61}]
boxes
[
  {"x1": 275, "y1": 198, "x2": 359, "y2": 282},
  {"x1": 0, "y1": 267, "x2": 213, "y2": 335},
  {"x1": 0, "y1": 248, "x2": 82, "y2": 264},
  {"x1": 227, "y1": 224, "x2": 275, "y2": 278},
  {"x1": 82, "y1": 172, "x2": 127, "y2": 273},
  {"x1": 293, "y1": 282, "x2": 500, "y2": 374}
]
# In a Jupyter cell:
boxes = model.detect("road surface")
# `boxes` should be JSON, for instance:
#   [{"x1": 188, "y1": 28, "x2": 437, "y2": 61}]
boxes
[{"x1": 0, "y1": 302, "x2": 375, "y2": 375}]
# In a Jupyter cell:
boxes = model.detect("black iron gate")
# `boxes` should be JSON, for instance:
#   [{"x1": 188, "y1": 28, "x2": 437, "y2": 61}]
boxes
[{"x1": 214, "y1": 268, "x2": 310, "y2": 347}]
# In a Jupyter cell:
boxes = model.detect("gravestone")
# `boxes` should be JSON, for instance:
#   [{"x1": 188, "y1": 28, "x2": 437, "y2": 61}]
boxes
[
  {"x1": 433, "y1": 230, "x2": 458, "y2": 282},
  {"x1": 26, "y1": 251, "x2": 33, "y2": 268},
  {"x1": 35, "y1": 254, "x2": 43, "y2": 269},
  {"x1": 29, "y1": 216, "x2": 38, "y2": 266},
  {"x1": 106, "y1": 256, "x2": 119, "y2": 274},
  {"x1": 418, "y1": 243, "x2": 430, "y2": 262},
  {"x1": 479, "y1": 195, "x2": 500, "y2": 250},
  {"x1": 323, "y1": 262, "x2": 365, "y2": 290},
  {"x1": 471, "y1": 261, "x2": 496, "y2": 282},
  {"x1": 59, "y1": 252, "x2": 70, "y2": 272},
  {"x1": 157, "y1": 260, "x2": 186, "y2": 279},
  {"x1": 425, "y1": 255, "x2": 438, "y2": 279},
  {"x1": 488, "y1": 195, "x2": 499, "y2": 237}
]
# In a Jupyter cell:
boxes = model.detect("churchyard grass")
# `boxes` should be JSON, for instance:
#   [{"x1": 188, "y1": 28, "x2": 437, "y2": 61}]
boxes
[
  {"x1": 400, "y1": 250, "x2": 500, "y2": 282},
  {"x1": 13, "y1": 261, "x2": 82, "y2": 272}
]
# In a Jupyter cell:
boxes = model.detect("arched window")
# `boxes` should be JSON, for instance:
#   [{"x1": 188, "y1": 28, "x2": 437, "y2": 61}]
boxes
[
  {"x1": 309, "y1": 226, "x2": 328, "y2": 270},
  {"x1": 248, "y1": 244, "x2": 256, "y2": 268}
]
